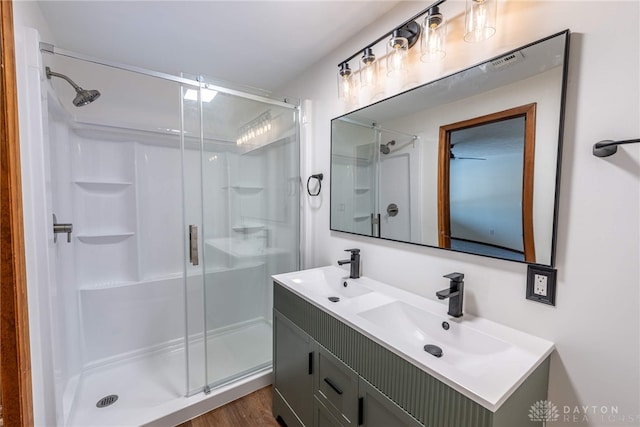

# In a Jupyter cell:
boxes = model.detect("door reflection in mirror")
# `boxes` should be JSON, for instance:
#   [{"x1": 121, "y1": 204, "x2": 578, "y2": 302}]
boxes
[{"x1": 438, "y1": 104, "x2": 536, "y2": 262}]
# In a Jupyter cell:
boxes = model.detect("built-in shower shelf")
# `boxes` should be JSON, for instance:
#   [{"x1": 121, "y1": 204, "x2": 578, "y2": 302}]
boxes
[
  {"x1": 224, "y1": 185, "x2": 264, "y2": 194},
  {"x1": 78, "y1": 280, "x2": 139, "y2": 291},
  {"x1": 76, "y1": 232, "x2": 135, "y2": 244},
  {"x1": 232, "y1": 224, "x2": 265, "y2": 233},
  {"x1": 353, "y1": 214, "x2": 370, "y2": 220},
  {"x1": 74, "y1": 180, "x2": 132, "y2": 192}
]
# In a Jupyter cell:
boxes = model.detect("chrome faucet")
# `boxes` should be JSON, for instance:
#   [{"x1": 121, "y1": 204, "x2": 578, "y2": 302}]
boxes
[
  {"x1": 337, "y1": 248, "x2": 360, "y2": 279},
  {"x1": 436, "y1": 272, "x2": 464, "y2": 318}
]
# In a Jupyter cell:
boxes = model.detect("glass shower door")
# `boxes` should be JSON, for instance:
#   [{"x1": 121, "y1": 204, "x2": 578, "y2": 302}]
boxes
[{"x1": 183, "y1": 84, "x2": 299, "y2": 391}]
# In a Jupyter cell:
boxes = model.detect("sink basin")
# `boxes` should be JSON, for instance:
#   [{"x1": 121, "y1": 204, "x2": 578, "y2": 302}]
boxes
[
  {"x1": 287, "y1": 268, "x2": 372, "y2": 300},
  {"x1": 357, "y1": 300, "x2": 511, "y2": 362}
]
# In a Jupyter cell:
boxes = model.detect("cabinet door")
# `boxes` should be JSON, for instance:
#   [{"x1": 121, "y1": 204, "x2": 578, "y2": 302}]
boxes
[
  {"x1": 274, "y1": 310, "x2": 315, "y2": 427},
  {"x1": 359, "y1": 378, "x2": 423, "y2": 427}
]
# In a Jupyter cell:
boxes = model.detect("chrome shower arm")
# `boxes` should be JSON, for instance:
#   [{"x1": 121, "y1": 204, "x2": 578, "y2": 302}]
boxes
[{"x1": 45, "y1": 66, "x2": 83, "y2": 92}]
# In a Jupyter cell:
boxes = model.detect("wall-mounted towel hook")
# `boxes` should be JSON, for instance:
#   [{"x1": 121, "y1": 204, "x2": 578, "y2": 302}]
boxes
[
  {"x1": 307, "y1": 173, "x2": 323, "y2": 196},
  {"x1": 593, "y1": 138, "x2": 640, "y2": 157}
]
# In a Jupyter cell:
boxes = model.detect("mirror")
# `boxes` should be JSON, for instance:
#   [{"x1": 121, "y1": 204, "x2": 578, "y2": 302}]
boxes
[{"x1": 330, "y1": 30, "x2": 569, "y2": 266}]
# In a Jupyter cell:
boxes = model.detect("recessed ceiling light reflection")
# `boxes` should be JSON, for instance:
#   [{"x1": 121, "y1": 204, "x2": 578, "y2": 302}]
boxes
[{"x1": 183, "y1": 88, "x2": 218, "y2": 102}]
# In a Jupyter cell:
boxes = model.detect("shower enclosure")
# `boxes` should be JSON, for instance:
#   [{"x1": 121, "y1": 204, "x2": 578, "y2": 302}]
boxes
[{"x1": 23, "y1": 37, "x2": 299, "y2": 426}]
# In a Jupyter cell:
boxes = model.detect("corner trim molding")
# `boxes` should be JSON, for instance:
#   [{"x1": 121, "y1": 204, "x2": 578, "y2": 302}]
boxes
[{"x1": 0, "y1": 1, "x2": 34, "y2": 425}]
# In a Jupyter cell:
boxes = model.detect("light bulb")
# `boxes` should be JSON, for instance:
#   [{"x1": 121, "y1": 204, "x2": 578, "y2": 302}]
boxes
[
  {"x1": 464, "y1": 0, "x2": 496, "y2": 43},
  {"x1": 421, "y1": 7, "x2": 446, "y2": 62},
  {"x1": 337, "y1": 63, "x2": 354, "y2": 101},
  {"x1": 387, "y1": 31, "x2": 408, "y2": 77},
  {"x1": 359, "y1": 47, "x2": 378, "y2": 88}
]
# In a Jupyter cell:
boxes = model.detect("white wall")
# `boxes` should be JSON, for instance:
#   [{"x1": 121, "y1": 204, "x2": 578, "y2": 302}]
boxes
[{"x1": 285, "y1": 1, "x2": 640, "y2": 425}]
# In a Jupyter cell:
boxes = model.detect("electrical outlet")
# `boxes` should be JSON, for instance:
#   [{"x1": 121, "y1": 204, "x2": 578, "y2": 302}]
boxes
[
  {"x1": 533, "y1": 274, "x2": 547, "y2": 296},
  {"x1": 526, "y1": 265, "x2": 557, "y2": 305}
]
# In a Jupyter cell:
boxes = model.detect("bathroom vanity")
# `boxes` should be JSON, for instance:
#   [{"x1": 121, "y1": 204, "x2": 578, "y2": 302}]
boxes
[{"x1": 272, "y1": 267, "x2": 554, "y2": 427}]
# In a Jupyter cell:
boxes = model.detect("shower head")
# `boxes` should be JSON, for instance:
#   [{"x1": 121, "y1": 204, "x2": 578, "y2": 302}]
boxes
[
  {"x1": 380, "y1": 140, "x2": 396, "y2": 154},
  {"x1": 45, "y1": 66, "x2": 101, "y2": 107},
  {"x1": 72, "y1": 88, "x2": 101, "y2": 107}
]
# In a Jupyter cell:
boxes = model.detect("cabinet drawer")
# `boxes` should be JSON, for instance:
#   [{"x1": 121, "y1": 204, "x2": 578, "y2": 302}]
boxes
[
  {"x1": 315, "y1": 345, "x2": 359, "y2": 426},
  {"x1": 314, "y1": 396, "x2": 345, "y2": 427}
]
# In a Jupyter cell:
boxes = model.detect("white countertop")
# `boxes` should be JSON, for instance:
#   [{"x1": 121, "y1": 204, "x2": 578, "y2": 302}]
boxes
[{"x1": 272, "y1": 265, "x2": 555, "y2": 412}]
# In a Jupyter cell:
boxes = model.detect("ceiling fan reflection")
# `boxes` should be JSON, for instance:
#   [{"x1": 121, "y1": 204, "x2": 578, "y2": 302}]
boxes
[{"x1": 450, "y1": 144, "x2": 486, "y2": 160}]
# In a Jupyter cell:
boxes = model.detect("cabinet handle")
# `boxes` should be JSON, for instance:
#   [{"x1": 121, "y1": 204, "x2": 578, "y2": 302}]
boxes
[
  {"x1": 358, "y1": 397, "x2": 364, "y2": 425},
  {"x1": 323, "y1": 378, "x2": 343, "y2": 395},
  {"x1": 308, "y1": 352, "x2": 313, "y2": 375}
]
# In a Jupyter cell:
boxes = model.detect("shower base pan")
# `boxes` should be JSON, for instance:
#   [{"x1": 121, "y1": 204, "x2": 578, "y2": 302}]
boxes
[{"x1": 67, "y1": 320, "x2": 272, "y2": 426}]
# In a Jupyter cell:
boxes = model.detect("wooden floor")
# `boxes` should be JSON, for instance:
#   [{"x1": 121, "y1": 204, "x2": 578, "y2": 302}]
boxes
[{"x1": 178, "y1": 386, "x2": 283, "y2": 427}]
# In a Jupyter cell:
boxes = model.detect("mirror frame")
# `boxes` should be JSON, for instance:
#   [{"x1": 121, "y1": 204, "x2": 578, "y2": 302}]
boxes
[{"x1": 330, "y1": 30, "x2": 570, "y2": 267}]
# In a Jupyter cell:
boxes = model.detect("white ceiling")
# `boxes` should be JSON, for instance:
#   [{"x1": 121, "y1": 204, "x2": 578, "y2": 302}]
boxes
[{"x1": 37, "y1": 0, "x2": 401, "y2": 92}]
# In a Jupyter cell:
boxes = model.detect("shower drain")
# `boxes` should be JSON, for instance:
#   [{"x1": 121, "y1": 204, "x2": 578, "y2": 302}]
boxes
[{"x1": 96, "y1": 394, "x2": 118, "y2": 408}]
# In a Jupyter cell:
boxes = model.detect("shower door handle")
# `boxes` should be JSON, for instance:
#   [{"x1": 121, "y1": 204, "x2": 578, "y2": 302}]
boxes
[
  {"x1": 189, "y1": 225, "x2": 199, "y2": 266},
  {"x1": 370, "y1": 213, "x2": 381, "y2": 237}
]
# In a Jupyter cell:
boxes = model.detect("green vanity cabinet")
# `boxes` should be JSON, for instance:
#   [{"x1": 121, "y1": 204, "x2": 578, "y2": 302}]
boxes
[
  {"x1": 274, "y1": 309, "x2": 422, "y2": 427},
  {"x1": 273, "y1": 281, "x2": 550, "y2": 427}
]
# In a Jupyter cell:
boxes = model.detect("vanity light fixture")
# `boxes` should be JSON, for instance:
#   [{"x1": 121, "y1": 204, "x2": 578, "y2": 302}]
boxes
[
  {"x1": 237, "y1": 111, "x2": 272, "y2": 145},
  {"x1": 464, "y1": 0, "x2": 497, "y2": 43},
  {"x1": 421, "y1": 6, "x2": 447, "y2": 62},
  {"x1": 336, "y1": 0, "x2": 499, "y2": 99}
]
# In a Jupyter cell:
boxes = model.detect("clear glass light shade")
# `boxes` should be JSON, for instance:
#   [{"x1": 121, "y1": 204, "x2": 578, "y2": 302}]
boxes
[
  {"x1": 386, "y1": 34, "x2": 409, "y2": 77},
  {"x1": 464, "y1": 0, "x2": 497, "y2": 43},
  {"x1": 359, "y1": 48, "x2": 378, "y2": 89},
  {"x1": 337, "y1": 64, "x2": 354, "y2": 101},
  {"x1": 421, "y1": 10, "x2": 447, "y2": 62}
]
